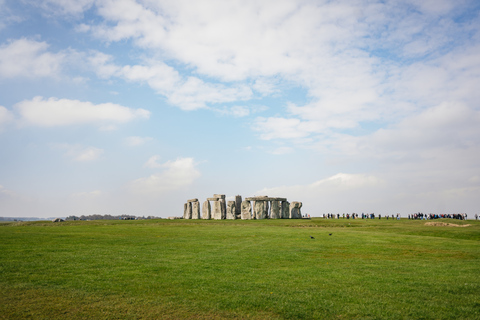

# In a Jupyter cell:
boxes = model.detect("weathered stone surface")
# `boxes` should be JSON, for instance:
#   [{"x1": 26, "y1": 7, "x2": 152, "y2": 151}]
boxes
[
  {"x1": 290, "y1": 201, "x2": 302, "y2": 219},
  {"x1": 226, "y1": 201, "x2": 236, "y2": 219},
  {"x1": 281, "y1": 201, "x2": 290, "y2": 219},
  {"x1": 255, "y1": 201, "x2": 267, "y2": 219},
  {"x1": 202, "y1": 201, "x2": 211, "y2": 219},
  {"x1": 213, "y1": 194, "x2": 226, "y2": 200},
  {"x1": 219, "y1": 198, "x2": 226, "y2": 219},
  {"x1": 207, "y1": 197, "x2": 219, "y2": 201},
  {"x1": 188, "y1": 202, "x2": 193, "y2": 219},
  {"x1": 192, "y1": 201, "x2": 200, "y2": 219},
  {"x1": 245, "y1": 196, "x2": 269, "y2": 201},
  {"x1": 212, "y1": 200, "x2": 223, "y2": 220},
  {"x1": 235, "y1": 195, "x2": 242, "y2": 215},
  {"x1": 185, "y1": 202, "x2": 192, "y2": 219},
  {"x1": 187, "y1": 198, "x2": 198, "y2": 202},
  {"x1": 183, "y1": 203, "x2": 188, "y2": 219},
  {"x1": 241, "y1": 200, "x2": 252, "y2": 220},
  {"x1": 270, "y1": 200, "x2": 280, "y2": 219},
  {"x1": 245, "y1": 196, "x2": 287, "y2": 202}
]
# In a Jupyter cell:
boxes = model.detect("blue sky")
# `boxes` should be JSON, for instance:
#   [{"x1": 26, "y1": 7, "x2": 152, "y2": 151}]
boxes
[{"x1": 1, "y1": 0, "x2": 479, "y2": 218}]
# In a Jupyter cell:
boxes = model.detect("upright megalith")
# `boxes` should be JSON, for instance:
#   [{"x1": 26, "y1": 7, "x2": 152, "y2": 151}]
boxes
[
  {"x1": 235, "y1": 195, "x2": 242, "y2": 216},
  {"x1": 241, "y1": 200, "x2": 252, "y2": 219},
  {"x1": 191, "y1": 200, "x2": 200, "y2": 219},
  {"x1": 255, "y1": 201, "x2": 267, "y2": 219},
  {"x1": 184, "y1": 202, "x2": 192, "y2": 219},
  {"x1": 226, "y1": 201, "x2": 236, "y2": 219},
  {"x1": 202, "y1": 200, "x2": 211, "y2": 219},
  {"x1": 214, "y1": 194, "x2": 226, "y2": 219},
  {"x1": 271, "y1": 200, "x2": 280, "y2": 219},
  {"x1": 183, "y1": 203, "x2": 188, "y2": 219},
  {"x1": 290, "y1": 201, "x2": 302, "y2": 219},
  {"x1": 212, "y1": 200, "x2": 223, "y2": 220},
  {"x1": 281, "y1": 201, "x2": 290, "y2": 219}
]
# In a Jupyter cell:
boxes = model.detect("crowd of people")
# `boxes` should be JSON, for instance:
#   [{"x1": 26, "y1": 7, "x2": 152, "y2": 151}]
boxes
[
  {"x1": 408, "y1": 213, "x2": 468, "y2": 220},
  {"x1": 322, "y1": 213, "x2": 475, "y2": 220},
  {"x1": 322, "y1": 213, "x2": 401, "y2": 220}
]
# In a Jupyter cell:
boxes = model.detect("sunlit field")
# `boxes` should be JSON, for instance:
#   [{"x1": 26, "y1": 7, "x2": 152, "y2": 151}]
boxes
[{"x1": 1, "y1": 218, "x2": 479, "y2": 319}]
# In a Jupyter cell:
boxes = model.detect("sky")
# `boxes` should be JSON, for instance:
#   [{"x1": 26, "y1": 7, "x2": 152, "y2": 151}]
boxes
[{"x1": 0, "y1": 0, "x2": 479, "y2": 218}]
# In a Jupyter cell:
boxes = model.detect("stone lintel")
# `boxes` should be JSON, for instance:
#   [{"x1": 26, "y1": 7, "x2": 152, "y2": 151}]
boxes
[
  {"x1": 207, "y1": 197, "x2": 219, "y2": 201},
  {"x1": 245, "y1": 196, "x2": 287, "y2": 201},
  {"x1": 187, "y1": 198, "x2": 199, "y2": 202}
]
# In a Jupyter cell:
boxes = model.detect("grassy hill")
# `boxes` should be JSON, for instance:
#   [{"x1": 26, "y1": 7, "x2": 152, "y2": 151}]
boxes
[{"x1": 1, "y1": 218, "x2": 479, "y2": 319}]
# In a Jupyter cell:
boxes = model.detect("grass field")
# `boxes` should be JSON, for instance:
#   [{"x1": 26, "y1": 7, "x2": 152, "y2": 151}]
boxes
[{"x1": 1, "y1": 218, "x2": 479, "y2": 319}]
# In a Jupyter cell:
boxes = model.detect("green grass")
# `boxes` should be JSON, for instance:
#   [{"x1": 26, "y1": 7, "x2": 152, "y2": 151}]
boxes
[{"x1": 1, "y1": 218, "x2": 479, "y2": 319}]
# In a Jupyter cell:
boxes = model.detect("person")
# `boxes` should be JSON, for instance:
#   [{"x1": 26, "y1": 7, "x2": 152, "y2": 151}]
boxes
[{"x1": 475, "y1": 214, "x2": 478, "y2": 220}]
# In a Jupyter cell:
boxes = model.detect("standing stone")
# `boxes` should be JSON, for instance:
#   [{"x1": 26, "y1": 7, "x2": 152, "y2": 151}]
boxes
[
  {"x1": 191, "y1": 201, "x2": 200, "y2": 219},
  {"x1": 235, "y1": 195, "x2": 242, "y2": 215},
  {"x1": 255, "y1": 201, "x2": 267, "y2": 219},
  {"x1": 282, "y1": 201, "x2": 290, "y2": 219},
  {"x1": 212, "y1": 200, "x2": 223, "y2": 220},
  {"x1": 214, "y1": 194, "x2": 226, "y2": 219},
  {"x1": 265, "y1": 201, "x2": 270, "y2": 218},
  {"x1": 185, "y1": 202, "x2": 192, "y2": 219},
  {"x1": 202, "y1": 200, "x2": 211, "y2": 219},
  {"x1": 290, "y1": 201, "x2": 302, "y2": 219},
  {"x1": 271, "y1": 200, "x2": 280, "y2": 219},
  {"x1": 183, "y1": 203, "x2": 188, "y2": 219},
  {"x1": 226, "y1": 201, "x2": 236, "y2": 219},
  {"x1": 241, "y1": 201, "x2": 252, "y2": 220}
]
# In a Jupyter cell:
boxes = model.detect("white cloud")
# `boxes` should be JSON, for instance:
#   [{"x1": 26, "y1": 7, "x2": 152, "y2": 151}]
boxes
[
  {"x1": 89, "y1": 57, "x2": 253, "y2": 111},
  {"x1": 0, "y1": 106, "x2": 13, "y2": 128},
  {"x1": 0, "y1": 38, "x2": 65, "y2": 78},
  {"x1": 125, "y1": 136, "x2": 153, "y2": 147},
  {"x1": 131, "y1": 157, "x2": 200, "y2": 193},
  {"x1": 14, "y1": 96, "x2": 150, "y2": 127},
  {"x1": 253, "y1": 117, "x2": 313, "y2": 140},
  {"x1": 269, "y1": 146, "x2": 294, "y2": 155},
  {"x1": 28, "y1": 0, "x2": 95, "y2": 17},
  {"x1": 0, "y1": 184, "x2": 15, "y2": 197},
  {"x1": 54, "y1": 144, "x2": 104, "y2": 162},
  {"x1": 72, "y1": 190, "x2": 102, "y2": 197},
  {"x1": 144, "y1": 155, "x2": 162, "y2": 168}
]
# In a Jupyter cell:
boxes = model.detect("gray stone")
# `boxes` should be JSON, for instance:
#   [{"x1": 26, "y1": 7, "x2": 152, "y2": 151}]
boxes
[
  {"x1": 187, "y1": 198, "x2": 198, "y2": 202},
  {"x1": 241, "y1": 201, "x2": 252, "y2": 220},
  {"x1": 235, "y1": 195, "x2": 242, "y2": 215},
  {"x1": 184, "y1": 202, "x2": 192, "y2": 219},
  {"x1": 212, "y1": 200, "x2": 223, "y2": 220},
  {"x1": 226, "y1": 201, "x2": 236, "y2": 219},
  {"x1": 183, "y1": 203, "x2": 187, "y2": 219},
  {"x1": 281, "y1": 201, "x2": 290, "y2": 219},
  {"x1": 255, "y1": 201, "x2": 267, "y2": 219},
  {"x1": 245, "y1": 196, "x2": 270, "y2": 201},
  {"x1": 207, "y1": 197, "x2": 219, "y2": 201},
  {"x1": 220, "y1": 198, "x2": 226, "y2": 219},
  {"x1": 192, "y1": 201, "x2": 200, "y2": 219},
  {"x1": 270, "y1": 200, "x2": 280, "y2": 219},
  {"x1": 202, "y1": 200, "x2": 211, "y2": 219},
  {"x1": 290, "y1": 201, "x2": 302, "y2": 219}
]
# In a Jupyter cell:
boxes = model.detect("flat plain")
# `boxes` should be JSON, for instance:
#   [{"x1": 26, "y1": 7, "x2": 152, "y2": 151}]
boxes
[{"x1": 1, "y1": 218, "x2": 479, "y2": 319}]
